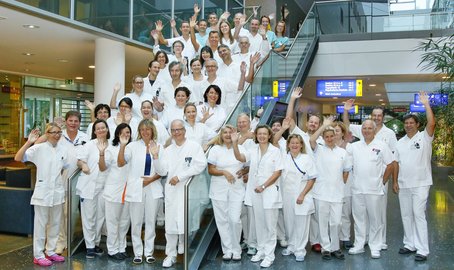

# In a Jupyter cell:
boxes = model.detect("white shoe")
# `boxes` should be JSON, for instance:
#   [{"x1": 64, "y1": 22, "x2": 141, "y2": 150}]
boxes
[
  {"x1": 381, "y1": 244, "x2": 388, "y2": 250},
  {"x1": 178, "y1": 243, "x2": 184, "y2": 254},
  {"x1": 251, "y1": 253, "x2": 265, "y2": 262},
  {"x1": 157, "y1": 220, "x2": 165, "y2": 227},
  {"x1": 260, "y1": 258, "x2": 273, "y2": 268},
  {"x1": 162, "y1": 256, "x2": 176, "y2": 268},
  {"x1": 222, "y1": 253, "x2": 232, "y2": 261},
  {"x1": 279, "y1": 239, "x2": 288, "y2": 248},
  {"x1": 295, "y1": 255, "x2": 305, "y2": 262},
  {"x1": 348, "y1": 247, "x2": 365, "y2": 255},
  {"x1": 281, "y1": 249, "x2": 293, "y2": 256},
  {"x1": 371, "y1": 250, "x2": 381, "y2": 259},
  {"x1": 232, "y1": 253, "x2": 242, "y2": 261}
]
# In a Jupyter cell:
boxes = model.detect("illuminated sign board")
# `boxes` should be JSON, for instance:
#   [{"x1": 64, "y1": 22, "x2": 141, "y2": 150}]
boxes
[
  {"x1": 336, "y1": 105, "x2": 358, "y2": 114},
  {"x1": 414, "y1": 93, "x2": 448, "y2": 106},
  {"x1": 273, "y1": 80, "x2": 291, "y2": 98},
  {"x1": 316, "y1": 79, "x2": 363, "y2": 98},
  {"x1": 409, "y1": 103, "x2": 426, "y2": 113}
]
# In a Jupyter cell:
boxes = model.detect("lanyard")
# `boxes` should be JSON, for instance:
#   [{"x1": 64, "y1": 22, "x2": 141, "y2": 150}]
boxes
[{"x1": 290, "y1": 154, "x2": 306, "y2": 175}]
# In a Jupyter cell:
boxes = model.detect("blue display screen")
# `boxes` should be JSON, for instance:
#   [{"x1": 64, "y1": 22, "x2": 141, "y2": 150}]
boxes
[
  {"x1": 336, "y1": 105, "x2": 356, "y2": 114},
  {"x1": 409, "y1": 103, "x2": 426, "y2": 113},
  {"x1": 316, "y1": 79, "x2": 362, "y2": 98},
  {"x1": 414, "y1": 93, "x2": 448, "y2": 106}
]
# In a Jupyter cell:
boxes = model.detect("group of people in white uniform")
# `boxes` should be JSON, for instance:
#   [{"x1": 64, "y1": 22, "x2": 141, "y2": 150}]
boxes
[{"x1": 14, "y1": 8, "x2": 435, "y2": 268}]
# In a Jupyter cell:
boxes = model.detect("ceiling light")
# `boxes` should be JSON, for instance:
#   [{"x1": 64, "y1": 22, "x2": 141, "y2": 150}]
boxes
[
  {"x1": 375, "y1": 93, "x2": 381, "y2": 96},
  {"x1": 59, "y1": 84, "x2": 67, "y2": 88},
  {"x1": 369, "y1": 84, "x2": 376, "y2": 87},
  {"x1": 381, "y1": 103, "x2": 386, "y2": 106},
  {"x1": 22, "y1": 52, "x2": 34, "y2": 56},
  {"x1": 75, "y1": 76, "x2": 84, "y2": 80},
  {"x1": 58, "y1": 59, "x2": 69, "y2": 63},
  {"x1": 24, "y1": 68, "x2": 30, "y2": 72},
  {"x1": 379, "y1": 99, "x2": 384, "y2": 102},
  {"x1": 23, "y1": 24, "x2": 39, "y2": 29},
  {"x1": 88, "y1": 65, "x2": 95, "y2": 69},
  {"x1": 442, "y1": 76, "x2": 450, "y2": 79}
]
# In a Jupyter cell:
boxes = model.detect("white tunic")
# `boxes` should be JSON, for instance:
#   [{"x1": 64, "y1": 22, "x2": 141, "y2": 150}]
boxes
[
  {"x1": 117, "y1": 92, "x2": 154, "y2": 120},
  {"x1": 167, "y1": 36, "x2": 198, "y2": 60},
  {"x1": 142, "y1": 74, "x2": 160, "y2": 96},
  {"x1": 76, "y1": 139, "x2": 109, "y2": 199},
  {"x1": 152, "y1": 119, "x2": 170, "y2": 146},
  {"x1": 396, "y1": 130, "x2": 433, "y2": 188},
  {"x1": 183, "y1": 74, "x2": 207, "y2": 104},
  {"x1": 156, "y1": 80, "x2": 192, "y2": 110},
  {"x1": 154, "y1": 139, "x2": 207, "y2": 234},
  {"x1": 184, "y1": 122, "x2": 217, "y2": 146},
  {"x1": 243, "y1": 143, "x2": 284, "y2": 209},
  {"x1": 312, "y1": 145, "x2": 351, "y2": 203},
  {"x1": 106, "y1": 117, "x2": 140, "y2": 142},
  {"x1": 59, "y1": 129, "x2": 89, "y2": 179},
  {"x1": 123, "y1": 140, "x2": 165, "y2": 202},
  {"x1": 103, "y1": 144, "x2": 128, "y2": 203},
  {"x1": 281, "y1": 153, "x2": 318, "y2": 215},
  {"x1": 24, "y1": 142, "x2": 68, "y2": 207},
  {"x1": 196, "y1": 103, "x2": 226, "y2": 132},
  {"x1": 290, "y1": 125, "x2": 323, "y2": 159},
  {"x1": 160, "y1": 104, "x2": 185, "y2": 129},
  {"x1": 350, "y1": 124, "x2": 397, "y2": 152},
  {"x1": 346, "y1": 139, "x2": 394, "y2": 195},
  {"x1": 208, "y1": 144, "x2": 246, "y2": 202},
  {"x1": 199, "y1": 77, "x2": 240, "y2": 113}
]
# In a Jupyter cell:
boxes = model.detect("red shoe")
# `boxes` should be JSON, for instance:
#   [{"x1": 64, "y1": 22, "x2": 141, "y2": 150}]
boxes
[
  {"x1": 46, "y1": 253, "x2": 65, "y2": 262},
  {"x1": 33, "y1": 257, "x2": 53, "y2": 266},
  {"x1": 312, "y1": 243, "x2": 322, "y2": 253}
]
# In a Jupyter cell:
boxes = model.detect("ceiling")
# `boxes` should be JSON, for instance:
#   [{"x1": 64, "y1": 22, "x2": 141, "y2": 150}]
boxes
[{"x1": 0, "y1": 4, "x2": 151, "y2": 86}]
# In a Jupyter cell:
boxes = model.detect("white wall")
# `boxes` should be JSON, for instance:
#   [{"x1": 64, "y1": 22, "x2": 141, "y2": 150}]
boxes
[{"x1": 308, "y1": 38, "x2": 434, "y2": 77}]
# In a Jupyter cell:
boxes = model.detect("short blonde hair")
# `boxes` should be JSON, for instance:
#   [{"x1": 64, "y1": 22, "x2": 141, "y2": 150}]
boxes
[
  {"x1": 137, "y1": 119, "x2": 157, "y2": 141},
  {"x1": 286, "y1": 134, "x2": 306, "y2": 154},
  {"x1": 45, "y1": 122, "x2": 61, "y2": 133},
  {"x1": 214, "y1": 125, "x2": 235, "y2": 146}
]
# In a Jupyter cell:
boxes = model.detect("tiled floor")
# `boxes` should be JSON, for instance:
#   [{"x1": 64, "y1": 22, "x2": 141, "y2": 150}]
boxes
[{"x1": 1, "y1": 165, "x2": 453, "y2": 270}]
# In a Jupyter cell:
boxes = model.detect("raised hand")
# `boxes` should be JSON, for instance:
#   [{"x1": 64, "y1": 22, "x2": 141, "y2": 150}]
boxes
[
  {"x1": 84, "y1": 100, "x2": 95, "y2": 111},
  {"x1": 291, "y1": 86, "x2": 303, "y2": 99},
  {"x1": 113, "y1": 82, "x2": 121, "y2": 92},
  {"x1": 282, "y1": 117, "x2": 291, "y2": 130},
  {"x1": 220, "y1": 11, "x2": 230, "y2": 20},
  {"x1": 150, "y1": 29, "x2": 159, "y2": 40},
  {"x1": 201, "y1": 106, "x2": 214, "y2": 121},
  {"x1": 119, "y1": 133, "x2": 129, "y2": 145},
  {"x1": 323, "y1": 115, "x2": 336, "y2": 127},
  {"x1": 170, "y1": 18, "x2": 176, "y2": 28},
  {"x1": 189, "y1": 16, "x2": 197, "y2": 28},
  {"x1": 231, "y1": 131, "x2": 239, "y2": 143},
  {"x1": 250, "y1": 52, "x2": 261, "y2": 65},
  {"x1": 149, "y1": 141, "x2": 160, "y2": 158},
  {"x1": 155, "y1": 20, "x2": 163, "y2": 32},
  {"x1": 343, "y1": 99, "x2": 355, "y2": 111},
  {"x1": 240, "y1": 61, "x2": 246, "y2": 74},
  {"x1": 256, "y1": 107, "x2": 264, "y2": 117},
  {"x1": 124, "y1": 109, "x2": 132, "y2": 123},
  {"x1": 418, "y1": 91, "x2": 430, "y2": 105},
  {"x1": 239, "y1": 15, "x2": 246, "y2": 27},
  {"x1": 97, "y1": 140, "x2": 108, "y2": 153},
  {"x1": 193, "y1": 3, "x2": 200, "y2": 14},
  {"x1": 258, "y1": 25, "x2": 266, "y2": 37},
  {"x1": 28, "y1": 129, "x2": 41, "y2": 144}
]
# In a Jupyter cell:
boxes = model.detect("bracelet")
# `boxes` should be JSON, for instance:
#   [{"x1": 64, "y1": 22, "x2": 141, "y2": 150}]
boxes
[{"x1": 99, "y1": 154, "x2": 104, "y2": 156}]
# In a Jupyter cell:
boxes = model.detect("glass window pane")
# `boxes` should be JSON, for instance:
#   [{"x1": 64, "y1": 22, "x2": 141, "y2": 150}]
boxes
[{"x1": 15, "y1": 0, "x2": 70, "y2": 17}]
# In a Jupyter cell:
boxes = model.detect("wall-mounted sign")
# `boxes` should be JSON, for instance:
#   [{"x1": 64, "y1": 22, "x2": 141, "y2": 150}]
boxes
[
  {"x1": 336, "y1": 105, "x2": 358, "y2": 114},
  {"x1": 409, "y1": 103, "x2": 425, "y2": 113},
  {"x1": 414, "y1": 93, "x2": 448, "y2": 106},
  {"x1": 316, "y1": 79, "x2": 362, "y2": 98},
  {"x1": 272, "y1": 80, "x2": 291, "y2": 97}
]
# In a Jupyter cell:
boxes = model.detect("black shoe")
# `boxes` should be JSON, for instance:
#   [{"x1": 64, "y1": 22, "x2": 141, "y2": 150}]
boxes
[
  {"x1": 342, "y1": 241, "x2": 353, "y2": 249},
  {"x1": 119, "y1": 252, "x2": 130, "y2": 259},
  {"x1": 94, "y1": 246, "x2": 104, "y2": 256},
  {"x1": 399, "y1": 247, "x2": 416, "y2": 254},
  {"x1": 322, "y1": 251, "x2": 331, "y2": 260},
  {"x1": 108, "y1": 253, "x2": 125, "y2": 261},
  {"x1": 415, "y1": 254, "x2": 427, "y2": 261},
  {"x1": 86, "y1": 248, "x2": 96, "y2": 259},
  {"x1": 332, "y1": 250, "x2": 345, "y2": 260}
]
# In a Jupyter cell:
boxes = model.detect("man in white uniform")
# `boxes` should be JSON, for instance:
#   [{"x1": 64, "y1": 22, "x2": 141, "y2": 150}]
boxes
[
  {"x1": 343, "y1": 99, "x2": 398, "y2": 250},
  {"x1": 394, "y1": 91, "x2": 435, "y2": 262},
  {"x1": 154, "y1": 120, "x2": 207, "y2": 268},
  {"x1": 347, "y1": 120, "x2": 394, "y2": 259},
  {"x1": 156, "y1": 20, "x2": 197, "y2": 60}
]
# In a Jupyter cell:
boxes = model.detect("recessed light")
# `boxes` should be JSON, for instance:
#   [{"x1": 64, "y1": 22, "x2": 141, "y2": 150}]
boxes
[
  {"x1": 369, "y1": 84, "x2": 376, "y2": 87},
  {"x1": 442, "y1": 76, "x2": 450, "y2": 79},
  {"x1": 24, "y1": 68, "x2": 30, "y2": 72},
  {"x1": 22, "y1": 52, "x2": 34, "y2": 56},
  {"x1": 88, "y1": 65, "x2": 95, "y2": 69},
  {"x1": 375, "y1": 93, "x2": 381, "y2": 96},
  {"x1": 58, "y1": 59, "x2": 69, "y2": 63},
  {"x1": 381, "y1": 103, "x2": 386, "y2": 106},
  {"x1": 59, "y1": 84, "x2": 67, "y2": 88},
  {"x1": 379, "y1": 99, "x2": 384, "y2": 102},
  {"x1": 23, "y1": 24, "x2": 39, "y2": 29},
  {"x1": 75, "y1": 76, "x2": 84, "y2": 80}
]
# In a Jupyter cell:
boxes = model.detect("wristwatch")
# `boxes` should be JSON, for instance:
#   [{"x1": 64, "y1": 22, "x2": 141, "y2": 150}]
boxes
[{"x1": 261, "y1": 185, "x2": 266, "y2": 190}]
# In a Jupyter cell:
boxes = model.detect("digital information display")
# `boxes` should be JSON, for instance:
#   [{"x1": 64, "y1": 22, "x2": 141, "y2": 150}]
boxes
[
  {"x1": 273, "y1": 80, "x2": 291, "y2": 98},
  {"x1": 414, "y1": 93, "x2": 448, "y2": 106},
  {"x1": 316, "y1": 79, "x2": 363, "y2": 98},
  {"x1": 336, "y1": 105, "x2": 358, "y2": 114},
  {"x1": 409, "y1": 103, "x2": 426, "y2": 113}
]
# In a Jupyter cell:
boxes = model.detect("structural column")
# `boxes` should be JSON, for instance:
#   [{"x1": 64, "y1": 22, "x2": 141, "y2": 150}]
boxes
[{"x1": 94, "y1": 38, "x2": 125, "y2": 105}]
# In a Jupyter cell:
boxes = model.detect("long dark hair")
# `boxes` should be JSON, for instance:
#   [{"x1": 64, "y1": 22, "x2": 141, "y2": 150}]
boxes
[
  {"x1": 91, "y1": 119, "x2": 110, "y2": 140},
  {"x1": 112, "y1": 123, "x2": 132, "y2": 146}
]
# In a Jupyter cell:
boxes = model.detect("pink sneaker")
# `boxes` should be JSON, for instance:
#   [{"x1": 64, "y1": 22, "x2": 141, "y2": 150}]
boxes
[
  {"x1": 33, "y1": 257, "x2": 53, "y2": 266},
  {"x1": 46, "y1": 253, "x2": 65, "y2": 262}
]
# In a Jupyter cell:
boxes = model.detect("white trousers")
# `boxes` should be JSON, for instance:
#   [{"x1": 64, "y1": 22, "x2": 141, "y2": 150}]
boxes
[
  {"x1": 80, "y1": 191, "x2": 105, "y2": 249},
  {"x1": 352, "y1": 194, "x2": 383, "y2": 252},
  {"x1": 309, "y1": 213, "x2": 320, "y2": 245},
  {"x1": 276, "y1": 209, "x2": 286, "y2": 241},
  {"x1": 165, "y1": 233, "x2": 183, "y2": 257},
  {"x1": 282, "y1": 198, "x2": 310, "y2": 257},
  {"x1": 251, "y1": 193, "x2": 279, "y2": 261},
  {"x1": 315, "y1": 199, "x2": 343, "y2": 252},
  {"x1": 240, "y1": 204, "x2": 249, "y2": 244},
  {"x1": 212, "y1": 199, "x2": 243, "y2": 256},
  {"x1": 381, "y1": 182, "x2": 389, "y2": 245},
  {"x1": 105, "y1": 201, "x2": 130, "y2": 255},
  {"x1": 339, "y1": 196, "x2": 353, "y2": 241},
  {"x1": 128, "y1": 194, "x2": 160, "y2": 257},
  {"x1": 33, "y1": 204, "x2": 63, "y2": 258},
  {"x1": 398, "y1": 186, "x2": 430, "y2": 256},
  {"x1": 246, "y1": 205, "x2": 257, "y2": 248}
]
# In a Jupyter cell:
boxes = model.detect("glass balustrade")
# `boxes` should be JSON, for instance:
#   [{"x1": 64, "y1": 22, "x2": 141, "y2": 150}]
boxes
[{"x1": 67, "y1": 168, "x2": 83, "y2": 257}]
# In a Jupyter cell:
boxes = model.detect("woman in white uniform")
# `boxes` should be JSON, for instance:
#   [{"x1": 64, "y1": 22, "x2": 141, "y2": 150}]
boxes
[
  {"x1": 86, "y1": 103, "x2": 111, "y2": 138},
  {"x1": 196, "y1": 85, "x2": 226, "y2": 132},
  {"x1": 76, "y1": 119, "x2": 110, "y2": 259},
  {"x1": 15, "y1": 124, "x2": 68, "y2": 266},
  {"x1": 184, "y1": 58, "x2": 206, "y2": 104},
  {"x1": 107, "y1": 97, "x2": 139, "y2": 140},
  {"x1": 280, "y1": 134, "x2": 317, "y2": 262},
  {"x1": 103, "y1": 123, "x2": 132, "y2": 260},
  {"x1": 184, "y1": 103, "x2": 217, "y2": 148},
  {"x1": 118, "y1": 119, "x2": 166, "y2": 264},
  {"x1": 208, "y1": 125, "x2": 246, "y2": 261},
  {"x1": 159, "y1": 87, "x2": 190, "y2": 129},
  {"x1": 232, "y1": 125, "x2": 283, "y2": 268},
  {"x1": 310, "y1": 118, "x2": 351, "y2": 260}
]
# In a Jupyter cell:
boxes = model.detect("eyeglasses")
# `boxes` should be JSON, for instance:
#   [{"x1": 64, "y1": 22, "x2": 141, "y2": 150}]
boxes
[
  {"x1": 134, "y1": 81, "x2": 144, "y2": 84},
  {"x1": 48, "y1": 131, "x2": 63, "y2": 135},
  {"x1": 171, "y1": 128, "x2": 185, "y2": 133}
]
